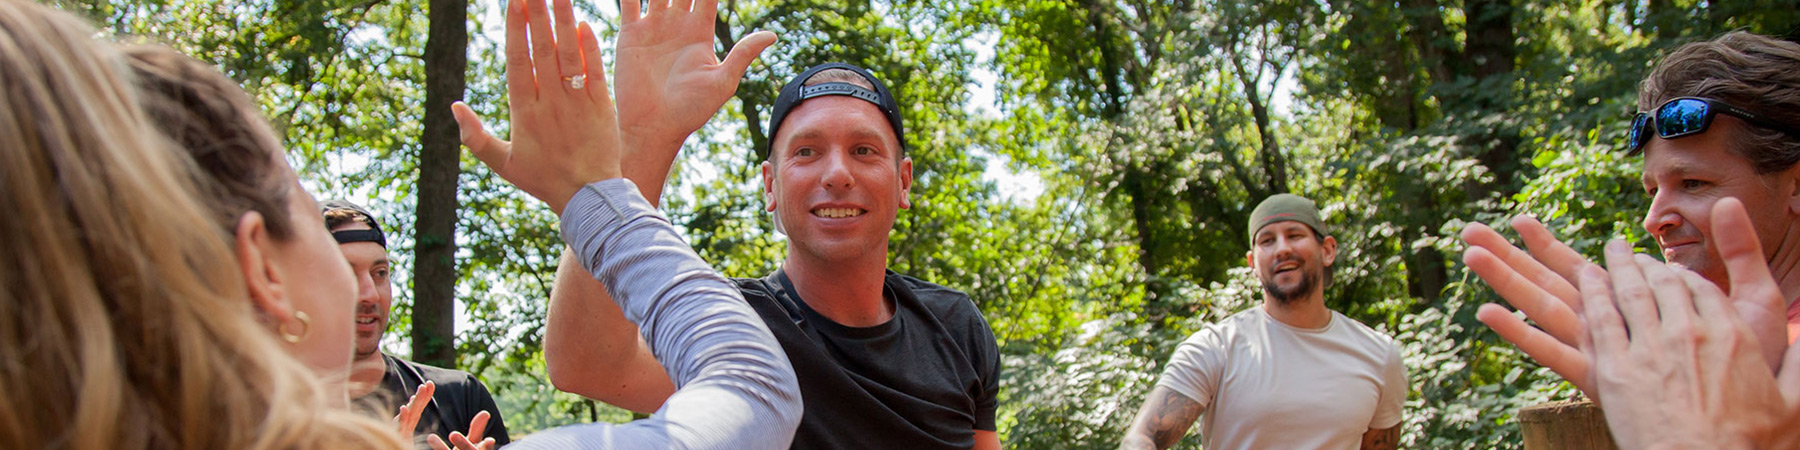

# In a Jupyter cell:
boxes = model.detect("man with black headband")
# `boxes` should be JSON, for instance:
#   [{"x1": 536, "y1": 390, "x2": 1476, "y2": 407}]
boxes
[
  {"x1": 324, "y1": 201, "x2": 510, "y2": 448},
  {"x1": 534, "y1": 2, "x2": 1000, "y2": 448},
  {"x1": 1120, "y1": 194, "x2": 1406, "y2": 450}
]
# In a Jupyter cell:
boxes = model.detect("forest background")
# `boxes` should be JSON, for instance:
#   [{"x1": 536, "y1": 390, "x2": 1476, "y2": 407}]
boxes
[{"x1": 48, "y1": 0, "x2": 1800, "y2": 447}]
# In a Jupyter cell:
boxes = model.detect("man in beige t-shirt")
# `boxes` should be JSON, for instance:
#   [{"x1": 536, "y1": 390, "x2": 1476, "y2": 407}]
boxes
[{"x1": 1120, "y1": 194, "x2": 1407, "y2": 450}]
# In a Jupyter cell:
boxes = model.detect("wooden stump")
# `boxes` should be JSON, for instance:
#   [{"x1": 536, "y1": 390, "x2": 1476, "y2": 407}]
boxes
[{"x1": 1519, "y1": 400, "x2": 1617, "y2": 450}]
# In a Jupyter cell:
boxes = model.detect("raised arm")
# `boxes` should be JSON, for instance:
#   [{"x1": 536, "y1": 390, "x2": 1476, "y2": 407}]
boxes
[
  {"x1": 449, "y1": 0, "x2": 798, "y2": 447},
  {"x1": 540, "y1": 0, "x2": 775, "y2": 410},
  {"x1": 1118, "y1": 387, "x2": 1203, "y2": 450}
]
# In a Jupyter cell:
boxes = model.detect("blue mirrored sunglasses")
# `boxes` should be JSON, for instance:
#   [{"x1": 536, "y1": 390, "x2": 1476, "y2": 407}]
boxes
[{"x1": 1628, "y1": 97, "x2": 1800, "y2": 153}]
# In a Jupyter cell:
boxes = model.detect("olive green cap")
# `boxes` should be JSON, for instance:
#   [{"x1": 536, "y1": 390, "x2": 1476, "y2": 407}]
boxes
[{"x1": 1248, "y1": 193, "x2": 1326, "y2": 244}]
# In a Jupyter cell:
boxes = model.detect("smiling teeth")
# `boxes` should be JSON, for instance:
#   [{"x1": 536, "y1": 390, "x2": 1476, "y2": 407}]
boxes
[{"x1": 813, "y1": 208, "x2": 864, "y2": 218}]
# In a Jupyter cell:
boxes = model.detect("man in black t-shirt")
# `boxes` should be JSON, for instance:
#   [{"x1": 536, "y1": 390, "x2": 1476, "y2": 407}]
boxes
[
  {"x1": 535, "y1": 4, "x2": 1001, "y2": 449},
  {"x1": 324, "y1": 201, "x2": 510, "y2": 448}
]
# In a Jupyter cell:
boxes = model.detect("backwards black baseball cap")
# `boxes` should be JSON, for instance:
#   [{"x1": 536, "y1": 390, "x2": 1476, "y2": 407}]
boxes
[
  {"x1": 765, "y1": 62, "x2": 907, "y2": 155},
  {"x1": 321, "y1": 199, "x2": 387, "y2": 249}
]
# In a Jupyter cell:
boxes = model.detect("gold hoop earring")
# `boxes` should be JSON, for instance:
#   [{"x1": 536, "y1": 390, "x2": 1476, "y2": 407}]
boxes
[{"x1": 279, "y1": 310, "x2": 311, "y2": 343}]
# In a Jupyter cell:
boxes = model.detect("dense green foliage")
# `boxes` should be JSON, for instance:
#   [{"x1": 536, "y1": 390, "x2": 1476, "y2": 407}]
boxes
[{"x1": 60, "y1": 0, "x2": 1800, "y2": 447}]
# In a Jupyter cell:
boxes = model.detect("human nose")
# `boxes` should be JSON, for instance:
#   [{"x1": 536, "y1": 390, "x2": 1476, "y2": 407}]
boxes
[
  {"x1": 820, "y1": 148, "x2": 855, "y2": 190},
  {"x1": 1641, "y1": 191, "x2": 1683, "y2": 239},
  {"x1": 1272, "y1": 235, "x2": 1297, "y2": 259},
  {"x1": 356, "y1": 270, "x2": 378, "y2": 302}
]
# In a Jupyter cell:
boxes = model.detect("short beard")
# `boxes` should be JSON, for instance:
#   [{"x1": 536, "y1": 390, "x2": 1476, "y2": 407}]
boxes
[
  {"x1": 1262, "y1": 269, "x2": 1319, "y2": 305},
  {"x1": 354, "y1": 340, "x2": 381, "y2": 360}
]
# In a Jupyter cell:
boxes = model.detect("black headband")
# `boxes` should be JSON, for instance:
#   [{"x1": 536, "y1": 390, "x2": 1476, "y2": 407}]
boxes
[
  {"x1": 332, "y1": 229, "x2": 386, "y2": 249},
  {"x1": 766, "y1": 62, "x2": 906, "y2": 155}
]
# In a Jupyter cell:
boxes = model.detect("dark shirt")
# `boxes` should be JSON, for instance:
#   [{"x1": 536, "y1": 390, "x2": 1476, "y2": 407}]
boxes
[
  {"x1": 355, "y1": 353, "x2": 511, "y2": 448},
  {"x1": 735, "y1": 269, "x2": 1001, "y2": 450}
]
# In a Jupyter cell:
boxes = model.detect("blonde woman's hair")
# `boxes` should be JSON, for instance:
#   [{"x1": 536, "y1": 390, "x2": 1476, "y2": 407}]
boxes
[{"x1": 0, "y1": 1, "x2": 404, "y2": 449}]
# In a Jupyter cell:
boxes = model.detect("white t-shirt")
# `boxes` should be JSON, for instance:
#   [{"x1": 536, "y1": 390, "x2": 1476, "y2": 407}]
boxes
[{"x1": 1156, "y1": 306, "x2": 1406, "y2": 450}]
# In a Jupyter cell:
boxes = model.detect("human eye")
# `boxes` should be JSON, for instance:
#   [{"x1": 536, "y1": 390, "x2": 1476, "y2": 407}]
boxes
[
  {"x1": 794, "y1": 147, "x2": 815, "y2": 157},
  {"x1": 372, "y1": 266, "x2": 391, "y2": 281},
  {"x1": 853, "y1": 146, "x2": 876, "y2": 156},
  {"x1": 1680, "y1": 179, "x2": 1707, "y2": 190}
]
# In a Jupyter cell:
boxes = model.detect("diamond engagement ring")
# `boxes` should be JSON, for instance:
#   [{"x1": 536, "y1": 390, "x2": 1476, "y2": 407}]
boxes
[{"x1": 563, "y1": 74, "x2": 586, "y2": 90}]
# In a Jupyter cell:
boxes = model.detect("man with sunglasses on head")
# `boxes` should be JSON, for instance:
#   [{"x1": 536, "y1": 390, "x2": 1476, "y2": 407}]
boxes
[{"x1": 1462, "y1": 31, "x2": 1800, "y2": 402}]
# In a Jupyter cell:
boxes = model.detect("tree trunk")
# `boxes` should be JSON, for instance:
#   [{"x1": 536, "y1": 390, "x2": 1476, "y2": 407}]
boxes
[
  {"x1": 1464, "y1": 0, "x2": 1522, "y2": 196},
  {"x1": 413, "y1": 0, "x2": 468, "y2": 369},
  {"x1": 1231, "y1": 56, "x2": 1290, "y2": 195}
]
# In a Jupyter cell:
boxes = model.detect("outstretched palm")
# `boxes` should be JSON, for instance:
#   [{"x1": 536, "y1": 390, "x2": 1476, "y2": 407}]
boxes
[{"x1": 612, "y1": 0, "x2": 776, "y2": 178}]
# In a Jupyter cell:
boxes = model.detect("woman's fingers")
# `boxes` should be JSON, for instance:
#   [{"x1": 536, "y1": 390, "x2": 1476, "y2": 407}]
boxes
[
  {"x1": 452, "y1": 102, "x2": 510, "y2": 172},
  {"x1": 522, "y1": 0, "x2": 560, "y2": 92},
  {"x1": 504, "y1": 0, "x2": 534, "y2": 102},
  {"x1": 578, "y1": 21, "x2": 611, "y2": 105},
  {"x1": 552, "y1": 0, "x2": 584, "y2": 88}
]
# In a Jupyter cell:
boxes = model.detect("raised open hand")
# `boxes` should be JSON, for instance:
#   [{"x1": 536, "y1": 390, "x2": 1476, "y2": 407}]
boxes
[
  {"x1": 451, "y1": 0, "x2": 622, "y2": 214},
  {"x1": 427, "y1": 410, "x2": 498, "y2": 450},
  {"x1": 1464, "y1": 206, "x2": 1792, "y2": 401},
  {"x1": 1579, "y1": 198, "x2": 1800, "y2": 448},
  {"x1": 1462, "y1": 216, "x2": 1596, "y2": 397},
  {"x1": 394, "y1": 380, "x2": 437, "y2": 435},
  {"x1": 612, "y1": 0, "x2": 776, "y2": 200}
]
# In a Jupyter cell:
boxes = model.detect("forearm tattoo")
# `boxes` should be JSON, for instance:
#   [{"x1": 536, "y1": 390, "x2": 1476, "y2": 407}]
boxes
[
  {"x1": 1123, "y1": 388, "x2": 1203, "y2": 450},
  {"x1": 1361, "y1": 426, "x2": 1399, "y2": 450}
]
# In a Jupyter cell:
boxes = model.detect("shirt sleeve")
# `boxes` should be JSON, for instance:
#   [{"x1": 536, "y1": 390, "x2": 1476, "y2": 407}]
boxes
[
  {"x1": 1156, "y1": 326, "x2": 1228, "y2": 410},
  {"x1": 972, "y1": 315, "x2": 1001, "y2": 431},
  {"x1": 1368, "y1": 341, "x2": 1407, "y2": 430},
  {"x1": 505, "y1": 179, "x2": 801, "y2": 450}
]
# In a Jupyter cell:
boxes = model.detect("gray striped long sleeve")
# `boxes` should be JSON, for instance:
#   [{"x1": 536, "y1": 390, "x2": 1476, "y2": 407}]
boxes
[{"x1": 505, "y1": 179, "x2": 800, "y2": 450}]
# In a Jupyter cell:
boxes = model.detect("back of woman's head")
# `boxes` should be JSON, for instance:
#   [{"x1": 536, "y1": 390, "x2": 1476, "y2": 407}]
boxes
[
  {"x1": 122, "y1": 40, "x2": 296, "y2": 240},
  {"x1": 0, "y1": 2, "x2": 400, "y2": 449}
]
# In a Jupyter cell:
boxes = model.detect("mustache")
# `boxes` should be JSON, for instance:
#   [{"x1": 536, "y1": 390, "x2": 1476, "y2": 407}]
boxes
[
  {"x1": 356, "y1": 302, "x2": 381, "y2": 315},
  {"x1": 1657, "y1": 226, "x2": 1704, "y2": 247}
]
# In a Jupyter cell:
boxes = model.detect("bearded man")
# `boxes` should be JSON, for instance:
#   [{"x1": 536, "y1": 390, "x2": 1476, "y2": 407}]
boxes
[{"x1": 1120, "y1": 194, "x2": 1408, "y2": 450}]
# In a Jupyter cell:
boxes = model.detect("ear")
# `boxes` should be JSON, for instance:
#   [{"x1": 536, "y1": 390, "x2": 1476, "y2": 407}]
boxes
[
  {"x1": 1784, "y1": 162, "x2": 1800, "y2": 216},
  {"x1": 1245, "y1": 249, "x2": 1254, "y2": 270},
  {"x1": 898, "y1": 156, "x2": 915, "y2": 209},
  {"x1": 760, "y1": 160, "x2": 777, "y2": 212},
  {"x1": 235, "y1": 211, "x2": 294, "y2": 325},
  {"x1": 1321, "y1": 235, "x2": 1339, "y2": 267}
]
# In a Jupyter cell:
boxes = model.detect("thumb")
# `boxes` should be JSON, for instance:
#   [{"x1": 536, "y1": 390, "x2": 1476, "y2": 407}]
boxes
[
  {"x1": 1716, "y1": 197, "x2": 1780, "y2": 307},
  {"x1": 451, "y1": 102, "x2": 511, "y2": 173},
  {"x1": 1714, "y1": 197, "x2": 1789, "y2": 370},
  {"x1": 1779, "y1": 333, "x2": 1800, "y2": 408},
  {"x1": 721, "y1": 31, "x2": 778, "y2": 78}
]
